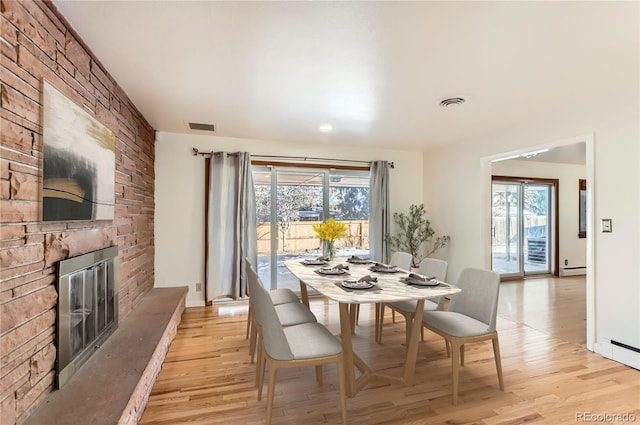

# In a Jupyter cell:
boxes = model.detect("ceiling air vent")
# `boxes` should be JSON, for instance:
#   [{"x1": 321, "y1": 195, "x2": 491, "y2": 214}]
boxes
[
  {"x1": 439, "y1": 97, "x2": 467, "y2": 107},
  {"x1": 188, "y1": 122, "x2": 215, "y2": 132}
]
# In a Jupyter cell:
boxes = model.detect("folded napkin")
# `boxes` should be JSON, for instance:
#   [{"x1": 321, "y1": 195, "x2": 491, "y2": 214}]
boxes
[
  {"x1": 407, "y1": 273, "x2": 435, "y2": 282},
  {"x1": 358, "y1": 275, "x2": 378, "y2": 283},
  {"x1": 316, "y1": 256, "x2": 329, "y2": 261},
  {"x1": 332, "y1": 264, "x2": 349, "y2": 271},
  {"x1": 349, "y1": 255, "x2": 366, "y2": 261}
]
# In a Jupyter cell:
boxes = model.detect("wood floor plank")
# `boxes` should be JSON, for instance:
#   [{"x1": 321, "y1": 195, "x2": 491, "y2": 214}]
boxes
[{"x1": 140, "y1": 277, "x2": 639, "y2": 424}]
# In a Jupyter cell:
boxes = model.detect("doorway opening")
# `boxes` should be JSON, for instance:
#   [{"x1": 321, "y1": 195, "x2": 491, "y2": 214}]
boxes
[{"x1": 491, "y1": 176, "x2": 559, "y2": 278}]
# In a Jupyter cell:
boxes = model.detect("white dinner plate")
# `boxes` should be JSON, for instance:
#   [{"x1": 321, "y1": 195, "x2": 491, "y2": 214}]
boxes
[
  {"x1": 341, "y1": 280, "x2": 374, "y2": 289},
  {"x1": 318, "y1": 268, "x2": 347, "y2": 275},
  {"x1": 370, "y1": 266, "x2": 400, "y2": 273},
  {"x1": 303, "y1": 259, "x2": 328, "y2": 265},
  {"x1": 404, "y1": 277, "x2": 440, "y2": 286},
  {"x1": 347, "y1": 259, "x2": 372, "y2": 264}
]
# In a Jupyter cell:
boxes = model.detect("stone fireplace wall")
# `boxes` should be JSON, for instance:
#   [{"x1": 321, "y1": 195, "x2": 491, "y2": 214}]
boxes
[{"x1": 0, "y1": 1, "x2": 156, "y2": 423}]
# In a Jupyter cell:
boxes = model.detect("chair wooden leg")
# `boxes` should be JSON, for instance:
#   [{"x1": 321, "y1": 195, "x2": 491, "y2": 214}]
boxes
[
  {"x1": 336, "y1": 354, "x2": 348, "y2": 425},
  {"x1": 246, "y1": 303, "x2": 253, "y2": 339},
  {"x1": 265, "y1": 362, "x2": 278, "y2": 425},
  {"x1": 249, "y1": 325, "x2": 258, "y2": 364},
  {"x1": 355, "y1": 304, "x2": 360, "y2": 325},
  {"x1": 392, "y1": 310, "x2": 396, "y2": 323},
  {"x1": 421, "y1": 325, "x2": 424, "y2": 341},
  {"x1": 450, "y1": 339, "x2": 461, "y2": 405},
  {"x1": 445, "y1": 339, "x2": 451, "y2": 357},
  {"x1": 377, "y1": 303, "x2": 386, "y2": 343},
  {"x1": 460, "y1": 344, "x2": 465, "y2": 366},
  {"x1": 492, "y1": 336, "x2": 505, "y2": 391},
  {"x1": 315, "y1": 365, "x2": 323, "y2": 385},
  {"x1": 257, "y1": 346, "x2": 266, "y2": 398}
]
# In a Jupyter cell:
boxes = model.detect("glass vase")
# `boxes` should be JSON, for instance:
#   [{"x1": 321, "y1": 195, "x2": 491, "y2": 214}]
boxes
[{"x1": 323, "y1": 239, "x2": 336, "y2": 261}]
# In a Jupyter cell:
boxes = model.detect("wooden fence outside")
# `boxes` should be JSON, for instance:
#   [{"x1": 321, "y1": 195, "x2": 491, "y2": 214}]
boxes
[{"x1": 257, "y1": 220, "x2": 369, "y2": 254}]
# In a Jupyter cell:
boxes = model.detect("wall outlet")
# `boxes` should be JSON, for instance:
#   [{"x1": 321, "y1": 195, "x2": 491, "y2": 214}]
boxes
[
  {"x1": 195, "y1": 283, "x2": 202, "y2": 292},
  {"x1": 564, "y1": 259, "x2": 568, "y2": 266}
]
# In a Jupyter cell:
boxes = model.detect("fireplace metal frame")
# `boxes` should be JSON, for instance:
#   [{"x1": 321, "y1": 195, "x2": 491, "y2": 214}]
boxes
[{"x1": 56, "y1": 245, "x2": 119, "y2": 388}]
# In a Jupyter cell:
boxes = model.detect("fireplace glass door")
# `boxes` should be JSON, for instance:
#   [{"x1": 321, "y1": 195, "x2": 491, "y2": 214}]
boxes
[{"x1": 57, "y1": 246, "x2": 118, "y2": 388}]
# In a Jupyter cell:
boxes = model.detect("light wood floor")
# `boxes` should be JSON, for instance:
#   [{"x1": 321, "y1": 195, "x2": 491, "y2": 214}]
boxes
[{"x1": 140, "y1": 277, "x2": 639, "y2": 424}]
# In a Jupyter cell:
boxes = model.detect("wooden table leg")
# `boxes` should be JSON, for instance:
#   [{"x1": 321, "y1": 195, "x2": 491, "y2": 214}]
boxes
[
  {"x1": 298, "y1": 280, "x2": 309, "y2": 308},
  {"x1": 403, "y1": 299, "x2": 425, "y2": 384},
  {"x1": 349, "y1": 304, "x2": 357, "y2": 334},
  {"x1": 339, "y1": 303, "x2": 356, "y2": 397}
]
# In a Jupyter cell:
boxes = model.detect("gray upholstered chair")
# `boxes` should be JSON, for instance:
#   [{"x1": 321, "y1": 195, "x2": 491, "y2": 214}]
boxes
[
  {"x1": 421, "y1": 267, "x2": 504, "y2": 404},
  {"x1": 251, "y1": 262, "x2": 347, "y2": 425},
  {"x1": 377, "y1": 258, "x2": 448, "y2": 344},
  {"x1": 246, "y1": 284, "x2": 299, "y2": 338},
  {"x1": 246, "y1": 262, "x2": 316, "y2": 365}
]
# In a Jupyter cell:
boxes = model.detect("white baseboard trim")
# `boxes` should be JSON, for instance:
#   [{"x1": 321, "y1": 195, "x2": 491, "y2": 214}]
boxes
[
  {"x1": 560, "y1": 267, "x2": 587, "y2": 277},
  {"x1": 594, "y1": 341, "x2": 640, "y2": 370}
]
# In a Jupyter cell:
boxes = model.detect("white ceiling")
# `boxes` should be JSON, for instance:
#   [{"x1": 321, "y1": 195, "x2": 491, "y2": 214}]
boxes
[{"x1": 52, "y1": 1, "x2": 637, "y2": 152}]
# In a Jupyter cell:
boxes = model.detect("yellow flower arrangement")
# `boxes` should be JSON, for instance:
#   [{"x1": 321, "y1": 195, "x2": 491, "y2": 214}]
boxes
[{"x1": 312, "y1": 218, "x2": 348, "y2": 241}]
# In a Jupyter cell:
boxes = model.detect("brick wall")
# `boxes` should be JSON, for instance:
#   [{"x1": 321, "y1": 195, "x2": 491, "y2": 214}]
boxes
[{"x1": 0, "y1": 1, "x2": 155, "y2": 423}]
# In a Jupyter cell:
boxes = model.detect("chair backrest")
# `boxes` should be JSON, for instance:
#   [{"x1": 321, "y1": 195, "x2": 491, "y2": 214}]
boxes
[
  {"x1": 417, "y1": 258, "x2": 448, "y2": 281},
  {"x1": 448, "y1": 268, "x2": 501, "y2": 332},
  {"x1": 246, "y1": 263, "x2": 294, "y2": 361},
  {"x1": 390, "y1": 251, "x2": 413, "y2": 271}
]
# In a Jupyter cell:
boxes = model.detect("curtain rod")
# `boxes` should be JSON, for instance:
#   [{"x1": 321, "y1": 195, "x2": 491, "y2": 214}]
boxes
[{"x1": 191, "y1": 148, "x2": 394, "y2": 168}]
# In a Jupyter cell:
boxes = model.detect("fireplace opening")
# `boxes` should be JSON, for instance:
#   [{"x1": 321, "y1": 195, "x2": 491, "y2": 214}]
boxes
[{"x1": 56, "y1": 246, "x2": 119, "y2": 388}]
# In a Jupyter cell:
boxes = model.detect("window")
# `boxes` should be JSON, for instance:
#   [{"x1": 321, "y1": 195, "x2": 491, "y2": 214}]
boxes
[{"x1": 253, "y1": 166, "x2": 370, "y2": 291}]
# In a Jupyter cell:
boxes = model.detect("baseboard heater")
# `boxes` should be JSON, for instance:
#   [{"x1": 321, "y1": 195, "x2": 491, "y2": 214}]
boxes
[
  {"x1": 612, "y1": 340, "x2": 640, "y2": 354},
  {"x1": 560, "y1": 266, "x2": 586, "y2": 276}
]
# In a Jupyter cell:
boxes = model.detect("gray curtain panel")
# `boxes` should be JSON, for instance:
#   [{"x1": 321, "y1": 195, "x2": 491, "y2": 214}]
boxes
[
  {"x1": 369, "y1": 160, "x2": 390, "y2": 263},
  {"x1": 207, "y1": 152, "x2": 257, "y2": 300}
]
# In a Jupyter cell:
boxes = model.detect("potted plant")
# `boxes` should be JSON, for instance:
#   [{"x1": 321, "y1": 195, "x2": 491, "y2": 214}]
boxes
[
  {"x1": 385, "y1": 204, "x2": 450, "y2": 267},
  {"x1": 313, "y1": 218, "x2": 348, "y2": 260}
]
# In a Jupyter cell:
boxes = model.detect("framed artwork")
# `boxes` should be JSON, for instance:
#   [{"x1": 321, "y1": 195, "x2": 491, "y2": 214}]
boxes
[{"x1": 42, "y1": 80, "x2": 116, "y2": 221}]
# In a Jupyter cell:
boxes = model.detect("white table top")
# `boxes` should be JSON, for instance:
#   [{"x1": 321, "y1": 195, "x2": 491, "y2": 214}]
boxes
[{"x1": 285, "y1": 259, "x2": 460, "y2": 304}]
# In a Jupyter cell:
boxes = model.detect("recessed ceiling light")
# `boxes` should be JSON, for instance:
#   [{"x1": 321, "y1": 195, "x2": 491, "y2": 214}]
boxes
[
  {"x1": 319, "y1": 124, "x2": 333, "y2": 133},
  {"x1": 439, "y1": 97, "x2": 467, "y2": 107}
]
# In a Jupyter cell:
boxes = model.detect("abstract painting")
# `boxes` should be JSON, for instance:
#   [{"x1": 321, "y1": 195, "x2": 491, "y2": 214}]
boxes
[{"x1": 42, "y1": 80, "x2": 116, "y2": 221}]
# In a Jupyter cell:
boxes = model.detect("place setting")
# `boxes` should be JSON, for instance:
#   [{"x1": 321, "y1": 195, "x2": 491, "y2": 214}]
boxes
[
  {"x1": 335, "y1": 275, "x2": 380, "y2": 292},
  {"x1": 315, "y1": 263, "x2": 350, "y2": 276},
  {"x1": 369, "y1": 262, "x2": 403, "y2": 273},
  {"x1": 401, "y1": 272, "x2": 447, "y2": 288},
  {"x1": 346, "y1": 255, "x2": 373, "y2": 265},
  {"x1": 301, "y1": 256, "x2": 330, "y2": 266}
]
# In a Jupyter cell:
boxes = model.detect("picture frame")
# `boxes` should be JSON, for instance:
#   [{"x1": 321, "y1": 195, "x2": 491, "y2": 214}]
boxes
[{"x1": 42, "y1": 80, "x2": 116, "y2": 221}]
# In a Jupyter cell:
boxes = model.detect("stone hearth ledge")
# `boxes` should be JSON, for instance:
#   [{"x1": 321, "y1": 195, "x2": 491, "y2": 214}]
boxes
[{"x1": 24, "y1": 286, "x2": 189, "y2": 425}]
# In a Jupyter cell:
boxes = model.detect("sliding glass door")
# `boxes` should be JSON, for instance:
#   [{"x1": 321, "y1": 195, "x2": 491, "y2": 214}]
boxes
[
  {"x1": 253, "y1": 166, "x2": 370, "y2": 291},
  {"x1": 491, "y1": 179, "x2": 554, "y2": 277}
]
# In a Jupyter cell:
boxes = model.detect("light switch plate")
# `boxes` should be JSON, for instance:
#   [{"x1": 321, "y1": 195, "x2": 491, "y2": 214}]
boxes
[{"x1": 601, "y1": 219, "x2": 612, "y2": 232}]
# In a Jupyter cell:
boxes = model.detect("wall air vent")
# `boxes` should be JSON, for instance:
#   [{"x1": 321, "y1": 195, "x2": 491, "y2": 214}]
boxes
[
  {"x1": 439, "y1": 97, "x2": 467, "y2": 107},
  {"x1": 188, "y1": 122, "x2": 215, "y2": 132}
]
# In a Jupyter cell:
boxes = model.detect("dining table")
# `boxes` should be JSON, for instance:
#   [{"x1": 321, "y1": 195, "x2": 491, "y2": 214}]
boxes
[{"x1": 284, "y1": 258, "x2": 461, "y2": 397}]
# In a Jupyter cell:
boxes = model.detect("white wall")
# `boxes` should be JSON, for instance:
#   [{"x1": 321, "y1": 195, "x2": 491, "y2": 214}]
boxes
[
  {"x1": 155, "y1": 132, "x2": 424, "y2": 307},
  {"x1": 491, "y1": 159, "x2": 587, "y2": 271},
  {"x1": 422, "y1": 96, "x2": 639, "y2": 367}
]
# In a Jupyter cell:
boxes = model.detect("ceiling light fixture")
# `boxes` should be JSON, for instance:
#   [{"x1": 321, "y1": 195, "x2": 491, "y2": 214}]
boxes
[
  {"x1": 439, "y1": 97, "x2": 467, "y2": 107},
  {"x1": 319, "y1": 124, "x2": 333, "y2": 133}
]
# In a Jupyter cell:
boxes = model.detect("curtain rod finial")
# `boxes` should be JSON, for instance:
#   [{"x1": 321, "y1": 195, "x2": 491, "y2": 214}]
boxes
[{"x1": 192, "y1": 148, "x2": 199, "y2": 156}]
